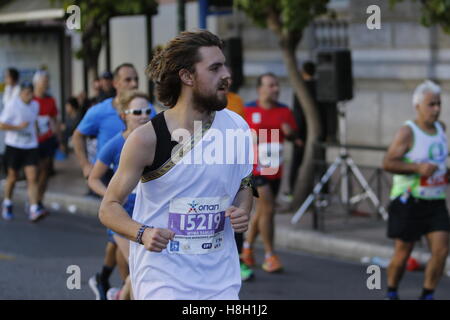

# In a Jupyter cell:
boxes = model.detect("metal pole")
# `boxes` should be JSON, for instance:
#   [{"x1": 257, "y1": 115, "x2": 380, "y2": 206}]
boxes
[
  {"x1": 58, "y1": 27, "x2": 66, "y2": 122},
  {"x1": 338, "y1": 102, "x2": 349, "y2": 212},
  {"x1": 199, "y1": 0, "x2": 208, "y2": 29},
  {"x1": 146, "y1": 13, "x2": 154, "y2": 103},
  {"x1": 105, "y1": 18, "x2": 111, "y2": 72},
  {"x1": 177, "y1": 0, "x2": 186, "y2": 32}
]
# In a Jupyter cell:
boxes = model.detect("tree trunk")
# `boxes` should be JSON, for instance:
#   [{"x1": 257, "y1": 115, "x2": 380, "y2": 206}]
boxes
[
  {"x1": 87, "y1": 64, "x2": 99, "y2": 96},
  {"x1": 82, "y1": 21, "x2": 102, "y2": 97},
  {"x1": 264, "y1": 11, "x2": 323, "y2": 212},
  {"x1": 279, "y1": 45, "x2": 322, "y2": 211}
]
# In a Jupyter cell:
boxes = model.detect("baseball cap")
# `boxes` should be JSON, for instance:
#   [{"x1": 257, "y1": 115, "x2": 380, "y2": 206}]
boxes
[
  {"x1": 101, "y1": 71, "x2": 113, "y2": 80},
  {"x1": 20, "y1": 80, "x2": 34, "y2": 91}
]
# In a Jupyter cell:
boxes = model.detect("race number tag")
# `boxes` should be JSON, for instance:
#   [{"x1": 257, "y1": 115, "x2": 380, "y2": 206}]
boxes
[
  {"x1": 252, "y1": 112, "x2": 262, "y2": 124},
  {"x1": 37, "y1": 116, "x2": 51, "y2": 136},
  {"x1": 419, "y1": 163, "x2": 448, "y2": 198},
  {"x1": 167, "y1": 197, "x2": 229, "y2": 255}
]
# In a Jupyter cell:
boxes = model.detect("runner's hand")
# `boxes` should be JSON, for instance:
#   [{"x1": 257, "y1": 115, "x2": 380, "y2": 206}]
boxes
[
  {"x1": 417, "y1": 163, "x2": 438, "y2": 177},
  {"x1": 142, "y1": 228, "x2": 175, "y2": 252},
  {"x1": 226, "y1": 206, "x2": 249, "y2": 233}
]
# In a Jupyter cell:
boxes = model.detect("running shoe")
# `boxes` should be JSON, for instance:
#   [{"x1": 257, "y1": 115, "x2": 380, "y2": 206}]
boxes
[
  {"x1": 262, "y1": 254, "x2": 283, "y2": 273},
  {"x1": 385, "y1": 291, "x2": 400, "y2": 300},
  {"x1": 2, "y1": 203, "x2": 13, "y2": 221},
  {"x1": 240, "y1": 261, "x2": 254, "y2": 281},
  {"x1": 419, "y1": 294, "x2": 434, "y2": 300},
  {"x1": 89, "y1": 273, "x2": 109, "y2": 300},
  {"x1": 241, "y1": 248, "x2": 255, "y2": 267},
  {"x1": 29, "y1": 205, "x2": 48, "y2": 223},
  {"x1": 106, "y1": 287, "x2": 122, "y2": 300}
]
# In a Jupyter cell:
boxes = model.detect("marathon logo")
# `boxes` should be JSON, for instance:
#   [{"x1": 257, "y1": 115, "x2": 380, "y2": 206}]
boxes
[
  {"x1": 197, "y1": 204, "x2": 220, "y2": 212},
  {"x1": 170, "y1": 197, "x2": 229, "y2": 214}
]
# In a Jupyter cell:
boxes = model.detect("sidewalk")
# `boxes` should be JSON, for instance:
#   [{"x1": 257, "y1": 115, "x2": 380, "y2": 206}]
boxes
[{"x1": 6, "y1": 153, "x2": 450, "y2": 273}]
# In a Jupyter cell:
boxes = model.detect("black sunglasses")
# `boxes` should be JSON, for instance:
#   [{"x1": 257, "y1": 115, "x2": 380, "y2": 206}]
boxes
[{"x1": 124, "y1": 108, "x2": 152, "y2": 116}]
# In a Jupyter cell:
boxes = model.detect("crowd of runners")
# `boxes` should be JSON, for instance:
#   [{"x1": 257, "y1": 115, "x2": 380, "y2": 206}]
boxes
[{"x1": 1, "y1": 30, "x2": 449, "y2": 300}]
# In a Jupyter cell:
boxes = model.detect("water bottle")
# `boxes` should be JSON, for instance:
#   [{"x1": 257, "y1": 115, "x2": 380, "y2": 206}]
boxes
[
  {"x1": 370, "y1": 256, "x2": 390, "y2": 268},
  {"x1": 399, "y1": 188, "x2": 410, "y2": 204}
]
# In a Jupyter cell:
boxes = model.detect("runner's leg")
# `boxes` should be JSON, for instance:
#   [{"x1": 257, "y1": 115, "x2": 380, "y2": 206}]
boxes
[
  {"x1": 387, "y1": 239, "x2": 415, "y2": 289},
  {"x1": 423, "y1": 231, "x2": 449, "y2": 290},
  {"x1": 4, "y1": 167, "x2": 18, "y2": 200},
  {"x1": 23, "y1": 165, "x2": 39, "y2": 206}
]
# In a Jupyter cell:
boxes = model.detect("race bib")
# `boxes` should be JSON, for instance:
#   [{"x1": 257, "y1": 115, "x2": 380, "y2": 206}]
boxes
[
  {"x1": 252, "y1": 112, "x2": 261, "y2": 124},
  {"x1": 418, "y1": 163, "x2": 448, "y2": 198},
  {"x1": 37, "y1": 116, "x2": 51, "y2": 136},
  {"x1": 15, "y1": 130, "x2": 33, "y2": 145},
  {"x1": 167, "y1": 197, "x2": 229, "y2": 255}
]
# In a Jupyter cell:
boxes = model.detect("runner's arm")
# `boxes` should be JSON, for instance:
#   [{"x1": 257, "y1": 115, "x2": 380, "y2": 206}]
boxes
[
  {"x1": 232, "y1": 187, "x2": 253, "y2": 214},
  {"x1": 226, "y1": 185, "x2": 253, "y2": 233},
  {"x1": 87, "y1": 160, "x2": 110, "y2": 197},
  {"x1": 281, "y1": 121, "x2": 303, "y2": 146},
  {"x1": 99, "y1": 124, "x2": 175, "y2": 250},
  {"x1": 99, "y1": 128, "x2": 153, "y2": 241},
  {"x1": 50, "y1": 116, "x2": 62, "y2": 145},
  {"x1": 72, "y1": 129, "x2": 92, "y2": 178},
  {"x1": 0, "y1": 122, "x2": 28, "y2": 130},
  {"x1": 383, "y1": 125, "x2": 436, "y2": 176}
]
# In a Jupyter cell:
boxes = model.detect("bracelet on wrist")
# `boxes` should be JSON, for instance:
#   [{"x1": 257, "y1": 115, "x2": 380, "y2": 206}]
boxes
[{"x1": 136, "y1": 224, "x2": 153, "y2": 245}]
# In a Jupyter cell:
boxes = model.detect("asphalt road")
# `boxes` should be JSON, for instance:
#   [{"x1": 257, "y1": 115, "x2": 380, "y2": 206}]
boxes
[{"x1": 1, "y1": 204, "x2": 450, "y2": 300}]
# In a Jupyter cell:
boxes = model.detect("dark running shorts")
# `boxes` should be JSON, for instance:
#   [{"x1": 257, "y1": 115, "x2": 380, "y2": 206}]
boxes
[
  {"x1": 387, "y1": 196, "x2": 450, "y2": 242},
  {"x1": 252, "y1": 175, "x2": 281, "y2": 197},
  {"x1": 4, "y1": 145, "x2": 39, "y2": 170},
  {"x1": 38, "y1": 135, "x2": 59, "y2": 159}
]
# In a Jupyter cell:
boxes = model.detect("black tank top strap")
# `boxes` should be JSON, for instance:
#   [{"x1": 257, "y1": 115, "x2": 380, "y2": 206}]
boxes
[{"x1": 143, "y1": 111, "x2": 178, "y2": 175}]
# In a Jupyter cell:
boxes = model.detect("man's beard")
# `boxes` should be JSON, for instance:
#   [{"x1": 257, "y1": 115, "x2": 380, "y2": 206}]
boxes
[{"x1": 192, "y1": 85, "x2": 228, "y2": 113}]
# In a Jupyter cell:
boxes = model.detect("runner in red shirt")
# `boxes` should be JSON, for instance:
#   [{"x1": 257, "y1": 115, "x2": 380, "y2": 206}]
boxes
[
  {"x1": 33, "y1": 70, "x2": 60, "y2": 214},
  {"x1": 242, "y1": 72, "x2": 303, "y2": 273}
]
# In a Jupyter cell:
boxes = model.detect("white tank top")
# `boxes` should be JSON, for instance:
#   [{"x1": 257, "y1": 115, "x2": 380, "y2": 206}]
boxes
[
  {"x1": 129, "y1": 109, "x2": 253, "y2": 300},
  {"x1": 390, "y1": 120, "x2": 448, "y2": 200}
]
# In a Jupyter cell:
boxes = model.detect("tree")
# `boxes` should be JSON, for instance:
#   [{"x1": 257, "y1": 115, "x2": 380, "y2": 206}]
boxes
[
  {"x1": 390, "y1": 0, "x2": 450, "y2": 33},
  {"x1": 234, "y1": 0, "x2": 330, "y2": 209},
  {"x1": 54, "y1": 0, "x2": 157, "y2": 84}
]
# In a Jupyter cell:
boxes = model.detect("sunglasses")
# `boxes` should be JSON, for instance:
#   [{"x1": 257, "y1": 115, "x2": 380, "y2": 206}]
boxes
[{"x1": 124, "y1": 108, "x2": 152, "y2": 116}]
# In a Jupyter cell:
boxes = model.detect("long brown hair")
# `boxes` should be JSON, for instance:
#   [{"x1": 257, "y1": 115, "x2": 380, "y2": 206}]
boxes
[{"x1": 146, "y1": 30, "x2": 224, "y2": 108}]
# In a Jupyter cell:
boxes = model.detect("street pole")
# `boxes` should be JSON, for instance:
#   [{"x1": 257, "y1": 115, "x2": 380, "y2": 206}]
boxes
[
  {"x1": 178, "y1": 0, "x2": 186, "y2": 32},
  {"x1": 146, "y1": 13, "x2": 154, "y2": 103}
]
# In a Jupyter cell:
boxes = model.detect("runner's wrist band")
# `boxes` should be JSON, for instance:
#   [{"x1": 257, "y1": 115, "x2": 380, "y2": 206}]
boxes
[{"x1": 136, "y1": 225, "x2": 152, "y2": 245}]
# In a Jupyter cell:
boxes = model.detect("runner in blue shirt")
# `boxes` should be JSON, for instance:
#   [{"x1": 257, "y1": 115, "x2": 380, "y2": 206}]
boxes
[
  {"x1": 73, "y1": 64, "x2": 155, "y2": 300},
  {"x1": 88, "y1": 90, "x2": 152, "y2": 300}
]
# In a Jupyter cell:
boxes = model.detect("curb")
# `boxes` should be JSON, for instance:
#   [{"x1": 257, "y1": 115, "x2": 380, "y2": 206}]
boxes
[
  {"x1": 273, "y1": 223, "x2": 450, "y2": 273},
  {"x1": 12, "y1": 186, "x2": 100, "y2": 217}
]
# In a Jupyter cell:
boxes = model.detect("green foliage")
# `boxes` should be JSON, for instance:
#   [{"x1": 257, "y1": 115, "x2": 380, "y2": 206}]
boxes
[
  {"x1": 54, "y1": 0, "x2": 157, "y2": 29},
  {"x1": 390, "y1": 0, "x2": 450, "y2": 33},
  {"x1": 51, "y1": 0, "x2": 158, "y2": 72},
  {"x1": 235, "y1": 0, "x2": 329, "y2": 34},
  {"x1": 0, "y1": 0, "x2": 11, "y2": 7}
]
